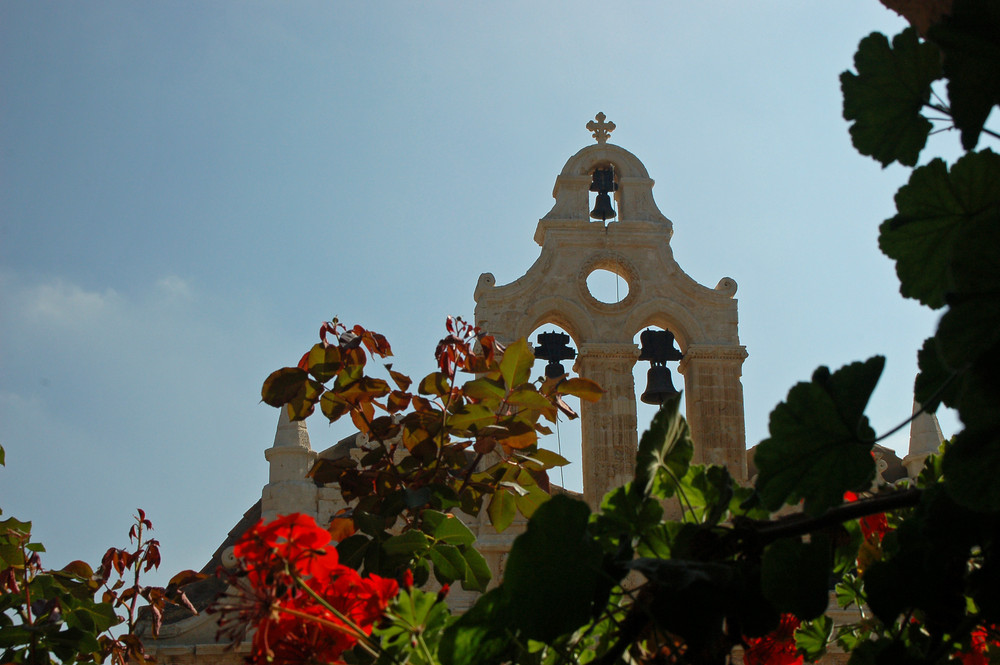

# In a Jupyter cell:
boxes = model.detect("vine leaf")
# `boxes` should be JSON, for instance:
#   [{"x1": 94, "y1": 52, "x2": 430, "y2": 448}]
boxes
[
  {"x1": 498, "y1": 338, "x2": 533, "y2": 389},
  {"x1": 879, "y1": 150, "x2": 1000, "y2": 309},
  {"x1": 500, "y1": 495, "x2": 602, "y2": 642},
  {"x1": 761, "y1": 537, "x2": 832, "y2": 620},
  {"x1": 840, "y1": 28, "x2": 941, "y2": 167},
  {"x1": 754, "y1": 357, "x2": 884, "y2": 516},
  {"x1": 438, "y1": 589, "x2": 513, "y2": 665},
  {"x1": 927, "y1": 0, "x2": 1000, "y2": 150},
  {"x1": 795, "y1": 615, "x2": 833, "y2": 661},
  {"x1": 943, "y1": 429, "x2": 1000, "y2": 511}
]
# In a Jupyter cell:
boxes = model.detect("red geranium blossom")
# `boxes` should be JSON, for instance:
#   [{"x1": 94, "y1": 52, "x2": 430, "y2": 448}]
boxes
[
  {"x1": 956, "y1": 625, "x2": 1000, "y2": 665},
  {"x1": 843, "y1": 491, "x2": 891, "y2": 542},
  {"x1": 743, "y1": 614, "x2": 803, "y2": 665},
  {"x1": 211, "y1": 513, "x2": 398, "y2": 665}
]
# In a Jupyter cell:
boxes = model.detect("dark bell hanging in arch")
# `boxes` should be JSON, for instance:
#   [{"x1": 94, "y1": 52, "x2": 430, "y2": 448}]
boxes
[
  {"x1": 534, "y1": 331, "x2": 576, "y2": 379},
  {"x1": 590, "y1": 167, "x2": 618, "y2": 221},
  {"x1": 637, "y1": 329, "x2": 684, "y2": 405},
  {"x1": 640, "y1": 365, "x2": 680, "y2": 405}
]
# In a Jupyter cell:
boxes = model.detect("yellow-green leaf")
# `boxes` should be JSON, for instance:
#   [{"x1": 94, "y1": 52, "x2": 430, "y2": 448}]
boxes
[
  {"x1": 447, "y1": 404, "x2": 495, "y2": 432},
  {"x1": 307, "y1": 343, "x2": 342, "y2": 382},
  {"x1": 461, "y1": 377, "x2": 506, "y2": 402},
  {"x1": 558, "y1": 377, "x2": 604, "y2": 403},
  {"x1": 419, "y1": 371, "x2": 451, "y2": 397},
  {"x1": 487, "y1": 490, "x2": 517, "y2": 532},
  {"x1": 498, "y1": 338, "x2": 534, "y2": 390}
]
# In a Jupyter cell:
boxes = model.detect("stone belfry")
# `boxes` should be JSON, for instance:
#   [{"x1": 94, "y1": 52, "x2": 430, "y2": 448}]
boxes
[{"x1": 474, "y1": 114, "x2": 748, "y2": 507}]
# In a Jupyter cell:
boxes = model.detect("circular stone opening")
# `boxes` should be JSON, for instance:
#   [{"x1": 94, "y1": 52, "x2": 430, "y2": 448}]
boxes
[{"x1": 586, "y1": 268, "x2": 629, "y2": 304}]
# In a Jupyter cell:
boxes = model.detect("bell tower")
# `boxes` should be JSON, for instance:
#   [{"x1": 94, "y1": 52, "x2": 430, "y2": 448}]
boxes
[{"x1": 474, "y1": 114, "x2": 748, "y2": 507}]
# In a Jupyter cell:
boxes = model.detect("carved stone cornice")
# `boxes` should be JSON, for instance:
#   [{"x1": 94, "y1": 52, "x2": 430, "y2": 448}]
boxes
[
  {"x1": 577, "y1": 342, "x2": 641, "y2": 361},
  {"x1": 678, "y1": 344, "x2": 748, "y2": 371}
]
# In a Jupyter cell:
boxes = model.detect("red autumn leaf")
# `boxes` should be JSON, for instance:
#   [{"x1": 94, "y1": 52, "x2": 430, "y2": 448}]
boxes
[{"x1": 386, "y1": 365, "x2": 412, "y2": 392}]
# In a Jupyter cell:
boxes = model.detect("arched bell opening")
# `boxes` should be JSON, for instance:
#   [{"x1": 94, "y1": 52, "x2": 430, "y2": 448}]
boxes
[
  {"x1": 527, "y1": 322, "x2": 584, "y2": 494},
  {"x1": 632, "y1": 326, "x2": 687, "y2": 436},
  {"x1": 587, "y1": 163, "x2": 620, "y2": 224}
]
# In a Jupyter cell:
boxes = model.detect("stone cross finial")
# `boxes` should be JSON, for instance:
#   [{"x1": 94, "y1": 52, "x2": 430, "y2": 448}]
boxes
[{"x1": 587, "y1": 112, "x2": 615, "y2": 144}]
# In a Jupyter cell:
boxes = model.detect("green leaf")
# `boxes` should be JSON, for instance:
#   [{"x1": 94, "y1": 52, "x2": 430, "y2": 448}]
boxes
[
  {"x1": 879, "y1": 150, "x2": 1000, "y2": 309},
  {"x1": 506, "y1": 387, "x2": 555, "y2": 411},
  {"x1": 754, "y1": 357, "x2": 884, "y2": 515},
  {"x1": 927, "y1": 1, "x2": 1000, "y2": 150},
  {"x1": 942, "y1": 429, "x2": 1000, "y2": 511},
  {"x1": 498, "y1": 338, "x2": 534, "y2": 390},
  {"x1": 336, "y1": 538, "x2": 369, "y2": 574},
  {"x1": 422, "y1": 510, "x2": 476, "y2": 547},
  {"x1": 761, "y1": 537, "x2": 832, "y2": 620},
  {"x1": 796, "y1": 615, "x2": 833, "y2": 661},
  {"x1": 633, "y1": 394, "x2": 693, "y2": 501},
  {"x1": 429, "y1": 543, "x2": 468, "y2": 585},
  {"x1": 512, "y1": 476, "x2": 549, "y2": 519},
  {"x1": 439, "y1": 589, "x2": 514, "y2": 665},
  {"x1": 382, "y1": 530, "x2": 429, "y2": 556},
  {"x1": 835, "y1": 573, "x2": 865, "y2": 609},
  {"x1": 460, "y1": 546, "x2": 491, "y2": 592},
  {"x1": 677, "y1": 464, "x2": 734, "y2": 526},
  {"x1": 377, "y1": 586, "x2": 452, "y2": 665},
  {"x1": 63, "y1": 601, "x2": 118, "y2": 634},
  {"x1": 501, "y1": 495, "x2": 602, "y2": 642},
  {"x1": 840, "y1": 28, "x2": 941, "y2": 167},
  {"x1": 517, "y1": 448, "x2": 569, "y2": 470},
  {"x1": 915, "y1": 336, "x2": 962, "y2": 412},
  {"x1": 594, "y1": 483, "x2": 665, "y2": 550},
  {"x1": 628, "y1": 558, "x2": 733, "y2": 649},
  {"x1": 487, "y1": 490, "x2": 517, "y2": 533},
  {"x1": 461, "y1": 377, "x2": 506, "y2": 402}
]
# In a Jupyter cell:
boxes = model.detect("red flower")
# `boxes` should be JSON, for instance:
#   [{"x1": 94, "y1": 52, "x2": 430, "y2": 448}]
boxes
[
  {"x1": 843, "y1": 491, "x2": 891, "y2": 542},
  {"x1": 743, "y1": 614, "x2": 803, "y2": 665},
  {"x1": 956, "y1": 625, "x2": 1000, "y2": 665},
  {"x1": 211, "y1": 513, "x2": 398, "y2": 665}
]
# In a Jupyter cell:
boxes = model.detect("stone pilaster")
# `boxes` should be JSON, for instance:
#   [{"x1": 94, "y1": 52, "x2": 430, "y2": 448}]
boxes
[
  {"x1": 576, "y1": 342, "x2": 641, "y2": 508},
  {"x1": 677, "y1": 344, "x2": 749, "y2": 483}
]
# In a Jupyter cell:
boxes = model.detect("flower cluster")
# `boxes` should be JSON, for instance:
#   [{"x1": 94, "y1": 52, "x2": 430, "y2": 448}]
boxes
[
  {"x1": 956, "y1": 625, "x2": 1000, "y2": 665},
  {"x1": 743, "y1": 614, "x2": 803, "y2": 665},
  {"x1": 212, "y1": 513, "x2": 398, "y2": 665},
  {"x1": 843, "y1": 491, "x2": 891, "y2": 543}
]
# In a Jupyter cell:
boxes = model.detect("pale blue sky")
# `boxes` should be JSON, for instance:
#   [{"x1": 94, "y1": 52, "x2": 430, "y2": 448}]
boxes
[{"x1": 1, "y1": 3, "x2": 960, "y2": 584}]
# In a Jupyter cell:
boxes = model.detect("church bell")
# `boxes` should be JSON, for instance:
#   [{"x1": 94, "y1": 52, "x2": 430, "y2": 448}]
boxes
[
  {"x1": 640, "y1": 365, "x2": 679, "y2": 405},
  {"x1": 589, "y1": 167, "x2": 618, "y2": 221},
  {"x1": 534, "y1": 331, "x2": 576, "y2": 379},
  {"x1": 637, "y1": 328, "x2": 684, "y2": 405}
]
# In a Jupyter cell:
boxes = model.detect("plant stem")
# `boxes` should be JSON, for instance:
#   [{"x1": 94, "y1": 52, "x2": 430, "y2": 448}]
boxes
[
  {"x1": 752, "y1": 488, "x2": 922, "y2": 545},
  {"x1": 292, "y1": 572, "x2": 381, "y2": 654}
]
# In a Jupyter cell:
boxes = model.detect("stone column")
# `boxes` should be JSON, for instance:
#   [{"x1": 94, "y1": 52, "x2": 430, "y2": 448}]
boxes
[
  {"x1": 678, "y1": 344, "x2": 749, "y2": 483},
  {"x1": 576, "y1": 342, "x2": 641, "y2": 508}
]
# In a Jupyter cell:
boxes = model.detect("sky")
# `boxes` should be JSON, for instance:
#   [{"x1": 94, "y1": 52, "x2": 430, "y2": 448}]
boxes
[{"x1": 0, "y1": 2, "x2": 964, "y2": 586}]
